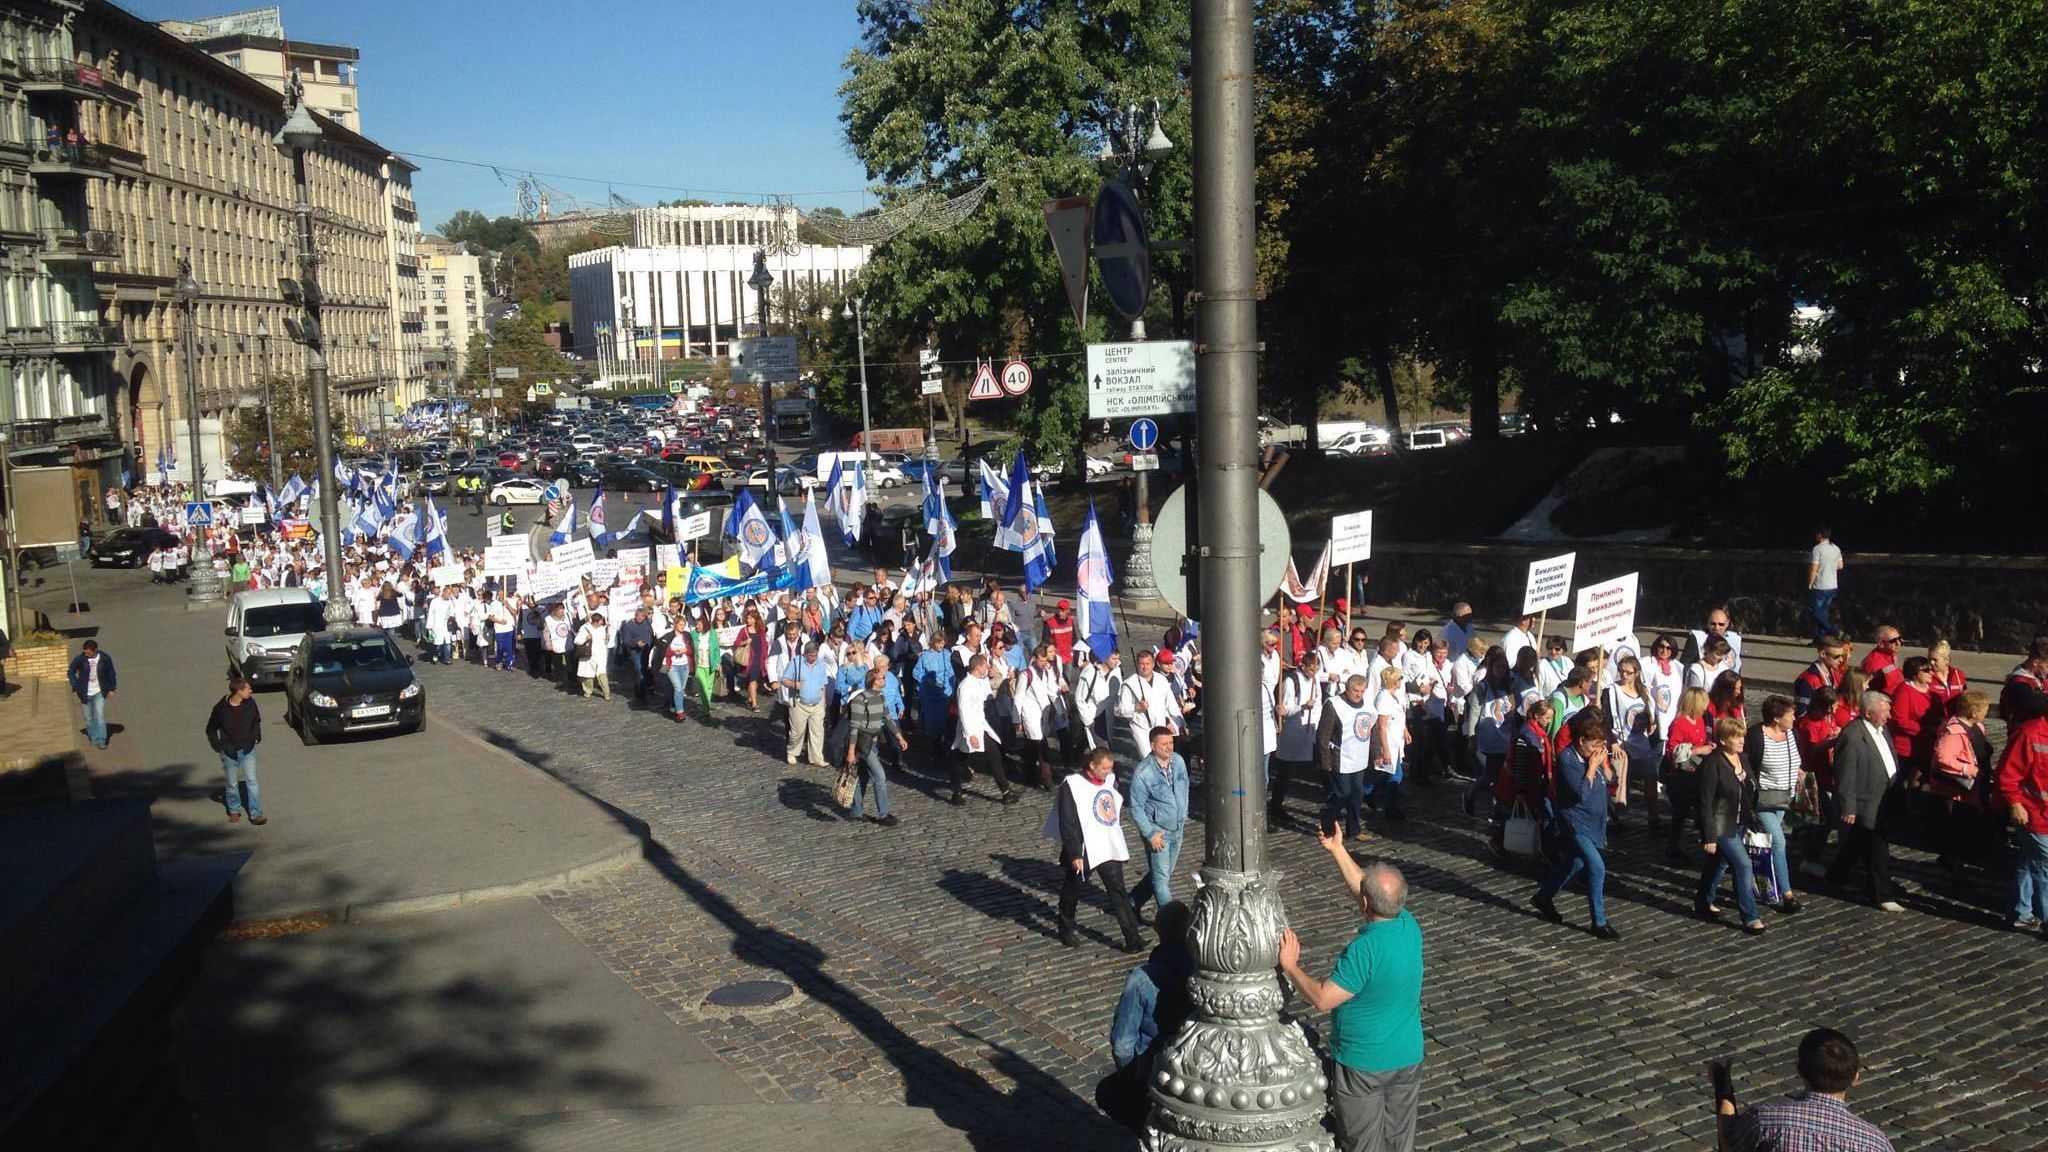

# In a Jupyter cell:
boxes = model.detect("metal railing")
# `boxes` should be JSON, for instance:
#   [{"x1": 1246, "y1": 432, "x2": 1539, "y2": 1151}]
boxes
[
  {"x1": 47, "y1": 320, "x2": 121, "y2": 347},
  {"x1": 30, "y1": 140, "x2": 111, "y2": 171},
  {"x1": 38, "y1": 228, "x2": 119, "y2": 258}
]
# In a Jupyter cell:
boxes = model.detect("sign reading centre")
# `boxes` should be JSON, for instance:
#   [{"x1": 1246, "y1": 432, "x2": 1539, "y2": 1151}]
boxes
[
  {"x1": 1330, "y1": 510, "x2": 1374, "y2": 567},
  {"x1": 1086, "y1": 340, "x2": 1196, "y2": 418},
  {"x1": 1572, "y1": 572, "x2": 1640, "y2": 654},
  {"x1": 1522, "y1": 551, "x2": 1577, "y2": 616}
]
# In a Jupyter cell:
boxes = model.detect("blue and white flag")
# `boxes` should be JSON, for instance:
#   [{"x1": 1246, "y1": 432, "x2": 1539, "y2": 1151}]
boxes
[
  {"x1": 825, "y1": 457, "x2": 867, "y2": 548},
  {"x1": 385, "y1": 510, "x2": 418, "y2": 558},
  {"x1": 588, "y1": 483, "x2": 613, "y2": 548},
  {"x1": 681, "y1": 556, "x2": 805, "y2": 604},
  {"x1": 978, "y1": 457, "x2": 1010, "y2": 523},
  {"x1": 1032, "y1": 478, "x2": 1057, "y2": 569},
  {"x1": 727, "y1": 487, "x2": 778, "y2": 568},
  {"x1": 548, "y1": 496, "x2": 578, "y2": 548},
  {"x1": 421, "y1": 494, "x2": 447, "y2": 560},
  {"x1": 994, "y1": 451, "x2": 1035, "y2": 553},
  {"x1": 922, "y1": 471, "x2": 956, "y2": 582},
  {"x1": 278, "y1": 473, "x2": 307, "y2": 508},
  {"x1": 1077, "y1": 500, "x2": 1118, "y2": 660},
  {"x1": 798, "y1": 491, "x2": 833, "y2": 592}
]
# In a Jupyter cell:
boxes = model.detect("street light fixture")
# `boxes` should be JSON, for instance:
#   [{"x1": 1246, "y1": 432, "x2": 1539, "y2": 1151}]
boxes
[
  {"x1": 368, "y1": 328, "x2": 388, "y2": 469},
  {"x1": 172, "y1": 260, "x2": 222, "y2": 603},
  {"x1": 748, "y1": 250, "x2": 777, "y2": 471},
  {"x1": 274, "y1": 71, "x2": 350, "y2": 625},
  {"x1": 253, "y1": 317, "x2": 280, "y2": 492},
  {"x1": 842, "y1": 295, "x2": 875, "y2": 493}
]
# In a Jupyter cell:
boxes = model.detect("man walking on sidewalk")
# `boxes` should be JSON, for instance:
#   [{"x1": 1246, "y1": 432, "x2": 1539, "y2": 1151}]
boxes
[
  {"x1": 206, "y1": 676, "x2": 266, "y2": 825},
  {"x1": 783, "y1": 641, "x2": 830, "y2": 767},
  {"x1": 1128, "y1": 726, "x2": 1190, "y2": 923},
  {"x1": 67, "y1": 639, "x2": 117, "y2": 750},
  {"x1": 1049, "y1": 746, "x2": 1146, "y2": 952}
]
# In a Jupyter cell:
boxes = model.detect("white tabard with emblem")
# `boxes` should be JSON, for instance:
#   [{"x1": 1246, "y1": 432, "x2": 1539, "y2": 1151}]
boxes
[
  {"x1": 1042, "y1": 774, "x2": 1131, "y2": 868},
  {"x1": 1325, "y1": 693, "x2": 1377, "y2": 776}
]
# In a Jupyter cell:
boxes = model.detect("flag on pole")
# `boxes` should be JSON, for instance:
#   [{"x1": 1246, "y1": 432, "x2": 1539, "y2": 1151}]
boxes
[
  {"x1": 588, "y1": 483, "x2": 614, "y2": 548},
  {"x1": 922, "y1": 471, "x2": 956, "y2": 582},
  {"x1": 279, "y1": 473, "x2": 307, "y2": 508},
  {"x1": 548, "y1": 494, "x2": 578, "y2": 547},
  {"x1": 799, "y1": 490, "x2": 832, "y2": 592},
  {"x1": 994, "y1": 451, "x2": 1035, "y2": 553},
  {"x1": 978, "y1": 457, "x2": 1010, "y2": 523},
  {"x1": 1032, "y1": 479, "x2": 1057, "y2": 568},
  {"x1": 727, "y1": 487, "x2": 778, "y2": 568},
  {"x1": 1281, "y1": 540, "x2": 1331, "y2": 604},
  {"x1": 1077, "y1": 500, "x2": 1118, "y2": 660}
]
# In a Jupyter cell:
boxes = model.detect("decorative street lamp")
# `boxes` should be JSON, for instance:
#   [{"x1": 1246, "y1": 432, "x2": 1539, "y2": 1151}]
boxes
[
  {"x1": 748, "y1": 250, "x2": 777, "y2": 471},
  {"x1": 172, "y1": 260, "x2": 222, "y2": 603},
  {"x1": 1101, "y1": 98, "x2": 1175, "y2": 601},
  {"x1": 254, "y1": 317, "x2": 280, "y2": 492},
  {"x1": 274, "y1": 71, "x2": 350, "y2": 625}
]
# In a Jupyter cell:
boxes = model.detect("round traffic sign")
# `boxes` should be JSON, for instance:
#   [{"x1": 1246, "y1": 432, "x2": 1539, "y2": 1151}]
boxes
[
  {"x1": 1149, "y1": 486, "x2": 1291, "y2": 620},
  {"x1": 1129, "y1": 417, "x2": 1159, "y2": 452},
  {"x1": 543, "y1": 483, "x2": 562, "y2": 503},
  {"x1": 726, "y1": 387, "x2": 738, "y2": 399},
  {"x1": 1001, "y1": 360, "x2": 1032, "y2": 396},
  {"x1": 1092, "y1": 180, "x2": 1152, "y2": 321}
]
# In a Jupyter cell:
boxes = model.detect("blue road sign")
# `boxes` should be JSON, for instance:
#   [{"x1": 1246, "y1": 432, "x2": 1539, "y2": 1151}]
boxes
[
  {"x1": 543, "y1": 483, "x2": 563, "y2": 504},
  {"x1": 1129, "y1": 417, "x2": 1159, "y2": 452},
  {"x1": 1092, "y1": 180, "x2": 1151, "y2": 321},
  {"x1": 184, "y1": 501, "x2": 213, "y2": 527}
]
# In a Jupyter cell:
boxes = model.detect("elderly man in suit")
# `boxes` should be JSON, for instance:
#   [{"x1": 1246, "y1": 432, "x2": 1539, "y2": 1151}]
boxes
[{"x1": 1825, "y1": 690, "x2": 1907, "y2": 913}]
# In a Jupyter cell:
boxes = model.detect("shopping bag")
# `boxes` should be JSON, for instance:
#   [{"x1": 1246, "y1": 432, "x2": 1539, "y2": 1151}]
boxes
[
  {"x1": 1745, "y1": 829, "x2": 1780, "y2": 904},
  {"x1": 1503, "y1": 802, "x2": 1542, "y2": 857}
]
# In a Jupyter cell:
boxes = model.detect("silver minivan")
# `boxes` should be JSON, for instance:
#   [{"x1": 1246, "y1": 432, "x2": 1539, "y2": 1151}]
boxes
[{"x1": 226, "y1": 587, "x2": 326, "y2": 687}]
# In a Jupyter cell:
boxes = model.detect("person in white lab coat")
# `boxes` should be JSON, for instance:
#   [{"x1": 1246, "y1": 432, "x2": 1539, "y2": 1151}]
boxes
[
  {"x1": 1116, "y1": 650, "x2": 1183, "y2": 760},
  {"x1": 951, "y1": 654, "x2": 1018, "y2": 807}
]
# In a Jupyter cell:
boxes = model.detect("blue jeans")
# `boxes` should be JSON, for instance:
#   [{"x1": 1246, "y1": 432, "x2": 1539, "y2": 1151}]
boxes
[
  {"x1": 1807, "y1": 589, "x2": 1837, "y2": 642},
  {"x1": 432, "y1": 640, "x2": 451, "y2": 664},
  {"x1": 1131, "y1": 825, "x2": 1183, "y2": 911},
  {"x1": 1331, "y1": 771, "x2": 1366, "y2": 837},
  {"x1": 1698, "y1": 834, "x2": 1761, "y2": 922},
  {"x1": 1537, "y1": 831, "x2": 1608, "y2": 926},
  {"x1": 82, "y1": 693, "x2": 108, "y2": 747},
  {"x1": 1754, "y1": 810, "x2": 1792, "y2": 898},
  {"x1": 2013, "y1": 831, "x2": 2048, "y2": 923},
  {"x1": 850, "y1": 744, "x2": 891, "y2": 818},
  {"x1": 221, "y1": 749, "x2": 261, "y2": 817},
  {"x1": 666, "y1": 664, "x2": 692, "y2": 714}
]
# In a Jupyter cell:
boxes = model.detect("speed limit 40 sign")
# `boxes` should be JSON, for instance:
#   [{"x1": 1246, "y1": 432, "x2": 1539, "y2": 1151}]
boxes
[{"x1": 1000, "y1": 360, "x2": 1033, "y2": 396}]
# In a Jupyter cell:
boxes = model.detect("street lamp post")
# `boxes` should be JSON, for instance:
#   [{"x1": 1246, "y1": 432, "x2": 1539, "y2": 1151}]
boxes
[
  {"x1": 172, "y1": 261, "x2": 222, "y2": 603},
  {"x1": 254, "y1": 318, "x2": 280, "y2": 493},
  {"x1": 1146, "y1": 3, "x2": 1325, "y2": 1151},
  {"x1": 748, "y1": 251, "x2": 776, "y2": 472},
  {"x1": 1103, "y1": 99, "x2": 1175, "y2": 602},
  {"x1": 275, "y1": 74, "x2": 350, "y2": 626},
  {"x1": 842, "y1": 296, "x2": 876, "y2": 488},
  {"x1": 482, "y1": 333, "x2": 495, "y2": 440},
  {"x1": 368, "y1": 328, "x2": 387, "y2": 470}
]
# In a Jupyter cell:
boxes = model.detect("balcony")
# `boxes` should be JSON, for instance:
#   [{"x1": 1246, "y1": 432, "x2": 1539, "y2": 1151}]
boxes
[
  {"x1": 5, "y1": 414, "x2": 112, "y2": 448},
  {"x1": 19, "y1": 58, "x2": 118, "y2": 101},
  {"x1": 37, "y1": 228, "x2": 120, "y2": 263},
  {"x1": 395, "y1": 253, "x2": 420, "y2": 273},
  {"x1": 43, "y1": 320, "x2": 123, "y2": 352},
  {"x1": 392, "y1": 196, "x2": 417, "y2": 220},
  {"x1": 27, "y1": 141, "x2": 111, "y2": 179},
  {"x1": 402, "y1": 311, "x2": 426, "y2": 326}
]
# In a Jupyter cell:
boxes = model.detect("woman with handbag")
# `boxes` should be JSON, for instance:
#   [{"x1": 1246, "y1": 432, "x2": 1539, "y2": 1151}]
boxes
[
  {"x1": 1606, "y1": 654, "x2": 1663, "y2": 830},
  {"x1": 1491, "y1": 698, "x2": 1555, "y2": 857},
  {"x1": 735, "y1": 611, "x2": 772, "y2": 712},
  {"x1": 1929, "y1": 690, "x2": 1995, "y2": 879},
  {"x1": 1663, "y1": 687, "x2": 1716, "y2": 862},
  {"x1": 1743, "y1": 695, "x2": 1805, "y2": 913},
  {"x1": 1695, "y1": 717, "x2": 1767, "y2": 935},
  {"x1": 1533, "y1": 709, "x2": 1622, "y2": 939}
]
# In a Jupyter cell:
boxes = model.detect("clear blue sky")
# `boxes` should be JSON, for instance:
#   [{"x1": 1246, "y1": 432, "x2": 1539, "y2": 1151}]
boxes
[{"x1": 131, "y1": 0, "x2": 878, "y2": 231}]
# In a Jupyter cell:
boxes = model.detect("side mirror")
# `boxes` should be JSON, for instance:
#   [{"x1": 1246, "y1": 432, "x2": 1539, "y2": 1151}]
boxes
[
  {"x1": 406, "y1": 655, "x2": 416, "y2": 666},
  {"x1": 225, "y1": 627, "x2": 236, "y2": 636}
]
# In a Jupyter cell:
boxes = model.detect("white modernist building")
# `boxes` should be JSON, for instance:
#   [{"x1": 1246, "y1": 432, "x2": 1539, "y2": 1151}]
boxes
[{"x1": 568, "y1": 205, "x2": 868, "y2": 366}]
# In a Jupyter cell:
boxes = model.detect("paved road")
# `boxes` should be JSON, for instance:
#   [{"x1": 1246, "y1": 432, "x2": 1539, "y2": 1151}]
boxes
[{"x1": 402, "y1": 641, "x2": 2048, "y2": 1150}]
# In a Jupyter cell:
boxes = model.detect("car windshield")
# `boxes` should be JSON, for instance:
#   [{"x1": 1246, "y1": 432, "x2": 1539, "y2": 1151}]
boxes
[
  {"x1": 244, "y1": 603, "x2": 325, "y2": 638},
  {"x1": 310, "y1": 636, "x2": 407, "y2": 675}
]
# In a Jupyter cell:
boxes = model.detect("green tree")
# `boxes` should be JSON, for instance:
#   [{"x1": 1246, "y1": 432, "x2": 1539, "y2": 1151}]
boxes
[
  {"x1": 224, "y1": 372, "x2": 339, "y2": 482},
  {"x1": 458, "y1": 311, "x2": 571, "y2": 425},
  {"x1": 839, "y1": 0, "x2": 1190, "y2": 472}
]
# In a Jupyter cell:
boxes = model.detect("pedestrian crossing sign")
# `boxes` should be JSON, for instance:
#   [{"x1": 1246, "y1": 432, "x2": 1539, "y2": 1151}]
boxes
[{"x1": 968, "y1": 361, "x2": 1002, "y2": 401}]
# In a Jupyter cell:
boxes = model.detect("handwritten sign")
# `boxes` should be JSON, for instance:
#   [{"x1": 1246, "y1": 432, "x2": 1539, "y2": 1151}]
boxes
[
  {"x1": 550, "y1": 537, "x2": 596, "y2": 581},
  {"x1": 1571, "y1": 572, "x2": 1639, "y2": 655},
  {"x1": 1522, "y1": 551, "x2": 1577, "y2": 616},
  {"x1": 483, "y1": 537, "x2": 530, "y2": 578},
  {"x1": 1329, "y1": 510, "x2": 1374, "y2": 567},
  {"x1": 528, "y1": 561, "x2": 567, "y2": 601},
  {"x1": 678, "y1": 511, "x2": 713, "y2": 543},
  {"x1": 656, "y1": 544, "x2": 682, "y2": 571},
  {"x1": 614, "y1": 546, "x2": 650, "y2": 575},
  {"x1": 591, "y1": 559, "x2": 621, "y2": 589},
  {"x1": 429, "y1": 563, "x2": 466, "y2": 588}
]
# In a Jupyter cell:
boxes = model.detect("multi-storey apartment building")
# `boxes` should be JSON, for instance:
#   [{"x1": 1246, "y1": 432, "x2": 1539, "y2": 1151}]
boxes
[
  {"x1": 0, "y1": 0, "x2": 419, "y2": 504},
  {"x1": 419, "y1": 234, "x2": 484, "y2": 377}
]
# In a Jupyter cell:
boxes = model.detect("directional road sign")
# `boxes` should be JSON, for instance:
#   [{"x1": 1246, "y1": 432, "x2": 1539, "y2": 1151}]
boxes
[
  {"x1": 732, "y1": 335, "x2": 800, "y2": 384},
  {"x1": 493, "y1": 366, "x2": 519, "y2": 379},
  {"x1": 1001, "y1": 360, "x2": 1032, "y2": 396},
  {"x1": 1087, "y1": 340, "x2": 1196, "y2": 418},
  {"x1": 1092, "y1": 180, "x2": 1151, "y2": 321},
  {"x1": 919, "y1": 347, "x2": 944, "y2": 397},
  {"x1": 1129, "y1": 417, "x2": 1159, "y2": 452}
]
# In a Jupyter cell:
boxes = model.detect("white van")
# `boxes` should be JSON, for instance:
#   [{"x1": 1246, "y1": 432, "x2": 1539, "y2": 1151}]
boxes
[{"x1": 226, "y1": 587, "x2": 326, "y2": 687}]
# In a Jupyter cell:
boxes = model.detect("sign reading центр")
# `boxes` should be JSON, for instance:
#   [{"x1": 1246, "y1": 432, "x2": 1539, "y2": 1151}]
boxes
[
  {"x1": 1086, "y1": 340, "x2": 1196, "y2": 418},
  {"x1": 1572, "y1": 572, "x2": 1640, "y2": 655},
  {"x1": 1522, "y1": 551, "x2": 1577, "y2": 616}
]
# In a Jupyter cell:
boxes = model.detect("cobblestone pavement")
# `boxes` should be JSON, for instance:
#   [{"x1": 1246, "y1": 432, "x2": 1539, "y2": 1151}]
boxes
[{"x1": 415, "y1": 652, "x2": 2048, "y2": 1151}]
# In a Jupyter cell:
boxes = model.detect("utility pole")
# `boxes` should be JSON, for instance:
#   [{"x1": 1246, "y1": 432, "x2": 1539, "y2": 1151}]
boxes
[
  {"x1": 483, "y1": 334, "x2": 495, "y2": 440},
  {"x1": 255, "y1": 319, "x2": 280, "y2": 492},
  {"x1": 845, "y1": 296, "x2": 875, "y2": 482},
  {"x1": 1147, "y1": 2, "x2": 1326, "y2": 1150},
  {"x1": 276, "y1": 73, "x2": 350, "y2": 626},
  {"x1": 368, "y1": 328, "x2": 388, "y2": 470},
  {"x1": 748, "y1": 250, "x2": 776, "y2": 472},
  {"x1": 173, "y1": 260, "x2": 222, "y2": 603}
]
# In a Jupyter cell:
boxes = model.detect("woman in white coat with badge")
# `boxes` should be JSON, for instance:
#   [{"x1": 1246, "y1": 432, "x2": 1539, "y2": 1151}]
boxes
[
  {"x1": 1369, "y1": 665, "x2": 1412, "y2": 822},
  {"x1": 1046, "y1": 746, "x2": 1145, "y2": 951},
  {"x1": 1270, "y1": 650, "x2": 1323, "y2": 831},
  {"x1": 574, "y1": 610, "x2": 613, "y2": 700},
  {"x1": 951, "y1": 654, "x2": 1018, "y2": 807}
]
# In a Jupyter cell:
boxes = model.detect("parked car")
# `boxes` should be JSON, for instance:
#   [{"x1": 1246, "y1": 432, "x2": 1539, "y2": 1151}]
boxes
[
  {"x1": 1324, "y1": 429, "x2": 1392, "y2": 458},
  {"x1": 566, "y1": 460, "x2": 603, "y2": 489},
  {"x1": 495, "y1": 451, "x2": 523, "y2": 470},
  {"x1": 89, "y1": 526, "x2": 178, "y2": 568},
  {"x1": 1498, "y1": 411, "x2": 1532, "y2": 437},
  {"x1": 1416, "y1": 420, "x2": 1470, "y2": 443},
  {"x1": 416, "y1": 463, "x2": 451, "y2": 494},
  {"x1": 489, "y1": 477, "x2": 551, "y2": 506},
  {"x1": 599, "y1": 464, "x2": 666, "y2": 493},
  {"x1": 742, "y1": 466, "x2": 805, "y2": 496},
  {"x1": 224, "y1": 587, "x2": 325, "y2": 687},
  {"x1": 283, "y1": 627, "x2": 425, "y2": 744}
]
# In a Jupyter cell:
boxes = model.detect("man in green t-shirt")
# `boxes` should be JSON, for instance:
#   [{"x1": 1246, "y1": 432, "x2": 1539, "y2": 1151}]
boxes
[{"x1": 1278, "y1": 830, "x2": 1424, "y2": 1152}]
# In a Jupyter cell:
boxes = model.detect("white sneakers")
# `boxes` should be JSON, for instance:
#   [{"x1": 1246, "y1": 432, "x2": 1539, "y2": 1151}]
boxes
[{"x1": 1878, "y1": 901, "x2": 1906, "y2": 913}]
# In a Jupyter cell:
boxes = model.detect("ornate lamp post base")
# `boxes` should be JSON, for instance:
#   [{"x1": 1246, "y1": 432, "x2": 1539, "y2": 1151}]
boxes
[
  {"x1": 186, "y1": 544, "x2": 222, "y2": 603},
  {"x1": 1126, "y1": 519, "x2": 1162, "y2": 600}
]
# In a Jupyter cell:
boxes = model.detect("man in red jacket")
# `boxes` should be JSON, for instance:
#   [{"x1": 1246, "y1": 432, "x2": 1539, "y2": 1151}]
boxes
[
  {"x1": 1860, "y1": 626, "x2": 1905, "y2": 694},
  {"x1": 2001, "y1": 637, "x2": 2048, "y2": 727},
  {"x1": 1995, "y1": 714, "x2": 2048, "y2": 933},
  {"x1": 1793, "y1": 636, "x2": 1849, "y2": 717}
]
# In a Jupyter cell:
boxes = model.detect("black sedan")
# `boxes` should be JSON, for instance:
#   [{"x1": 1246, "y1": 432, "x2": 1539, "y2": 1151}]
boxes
[
  {"x1": 90, "y1": 526, "x2": 179, "y2": 568},
  {"x1": 600, "y1": 464, "x2": 666, "y2": 493},
  {"x1": 283, "y1": 627, "x2": 426, "y2": 744},
  {"x1": 566, "y1": 459, "x2": 603, "y2": 489}
]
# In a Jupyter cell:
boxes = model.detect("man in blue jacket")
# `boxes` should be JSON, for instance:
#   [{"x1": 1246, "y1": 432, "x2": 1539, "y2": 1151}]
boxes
[
  {"x1": 67, "y1": 639, "x2": 117, "y2": 750},
  {"x1": 1128, "y1": 725, "x2": 1190, "y2": 921}
]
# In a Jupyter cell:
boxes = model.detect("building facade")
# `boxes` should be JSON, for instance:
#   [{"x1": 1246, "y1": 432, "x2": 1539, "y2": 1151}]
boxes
[
  {"x1": 568, "y1": 230, "x2": 868, "y2": 369},
  {"x1": 158, "y1": 6, "x2": 359, "y2": 131},
  {"x1": 419, "y1": 234, "x2": 483, "y2": 378},
  {"x1": 0, "y1": 0, "x2": 419, "y2": 502}
]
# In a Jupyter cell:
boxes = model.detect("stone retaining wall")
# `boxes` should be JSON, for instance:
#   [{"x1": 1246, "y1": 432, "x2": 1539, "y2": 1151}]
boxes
[
  {"x1": 1351, "y1": 543, "x2": 2048, "y2": 651},
  {"x1": 3, "y1": 644, "x2": 71, "y2": 685}
]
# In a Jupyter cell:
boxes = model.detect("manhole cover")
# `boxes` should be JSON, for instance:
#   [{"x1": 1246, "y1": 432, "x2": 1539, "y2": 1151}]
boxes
[{"x1": 704, "y1": 980, "x2": 794, "y2": 1009}]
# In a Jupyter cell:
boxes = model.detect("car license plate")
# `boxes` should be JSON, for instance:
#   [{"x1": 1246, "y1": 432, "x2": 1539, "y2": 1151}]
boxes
[{"x1": 350, "y1": 704, "x2": 390, "y2": 719}]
